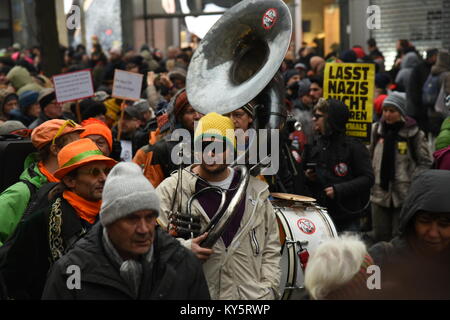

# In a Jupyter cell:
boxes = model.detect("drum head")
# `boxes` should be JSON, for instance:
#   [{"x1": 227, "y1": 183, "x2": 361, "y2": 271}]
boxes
[{"x1": 271, "y1": 192, "x2": 316, "y2": 202}]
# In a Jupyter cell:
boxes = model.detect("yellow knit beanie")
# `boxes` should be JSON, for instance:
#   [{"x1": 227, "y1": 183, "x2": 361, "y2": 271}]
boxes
[
  {"x1": 194, "y1": 112, "x2": 236, "y2": 149},
  {"x1": 104, "y1": 98, "x2": 121, "y2": 122}
]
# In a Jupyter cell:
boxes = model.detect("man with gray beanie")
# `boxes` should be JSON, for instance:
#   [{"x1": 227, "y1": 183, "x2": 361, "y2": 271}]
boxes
[
  {"x1": 42, "y1": 162, "x2": 210, "y2": 300},
  {"x1": 369, "y1": 91, "x2": 432, "y2": 243}
]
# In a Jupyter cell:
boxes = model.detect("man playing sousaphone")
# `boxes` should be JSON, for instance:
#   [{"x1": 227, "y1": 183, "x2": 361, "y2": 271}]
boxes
[{"x1": 156, "y1": 112, "x2": 281, "y2": 300}]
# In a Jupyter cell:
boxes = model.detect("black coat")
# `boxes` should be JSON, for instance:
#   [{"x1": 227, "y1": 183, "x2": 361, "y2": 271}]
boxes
[
  {"x1": 303, "y1": 133, "x2": 374, "y2": 224},
  {"x1": 406, "y1": 60, "x2": 433, "y2": 133},
  {"x1": 368, "y1": 170, "x2": 450, "y2": 299},
  {"x1": 42, "y1": 223, "x2": 211, "y2": 300},
  {"x1": 0, "y1": 196, "x2": 90, "y2": 299}
]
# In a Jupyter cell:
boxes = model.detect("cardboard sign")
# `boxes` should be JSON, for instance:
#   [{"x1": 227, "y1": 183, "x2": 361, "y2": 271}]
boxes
[
  {"x1": 323, "y1": 63, "x2": 375, "y2": 142},
  {"x1": 53, "y1": 69, "x2": 94, "y2": 103},
  {"x1": 112, "y1": 69, "x2": 143, "y2": 101}
]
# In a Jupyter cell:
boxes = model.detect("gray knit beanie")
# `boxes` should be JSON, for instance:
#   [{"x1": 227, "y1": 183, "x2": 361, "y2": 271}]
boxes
[
  {"x1": 382, "y1": 91, "x2": 407, "y2": 117},
  {"x1": 100, "y1": 162, "x2": 160, "y2": 227}
]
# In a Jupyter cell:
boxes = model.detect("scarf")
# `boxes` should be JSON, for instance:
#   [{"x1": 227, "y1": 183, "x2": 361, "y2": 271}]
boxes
[
  {"x1": 38, "y1": 161, "x2": 59, "y2": 183},
  {"x1": 62, "y1": 190, "x2": 101, "y2": 224},
  {"x1": 380, "y1": 122, "x2": 403, "y2": 191},
  {"x1": 102, "y1": 228, "x2": 154, "y2": 298}
]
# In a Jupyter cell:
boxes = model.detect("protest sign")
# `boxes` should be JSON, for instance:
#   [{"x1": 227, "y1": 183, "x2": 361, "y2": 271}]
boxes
[
  {"x1": 112, "y1": 69, "x2": 143, "y2": 101},
  {"x1": 52, "y1": 69, "x2": 94, "y2": 103},
  {"x1": 323, "y1": 63, "x2": 375, "y2": 142}
]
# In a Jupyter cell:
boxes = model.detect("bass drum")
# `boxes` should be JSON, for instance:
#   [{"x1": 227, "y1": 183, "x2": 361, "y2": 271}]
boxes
[{"x1": 273, "y1": 198, "x2": 338, "y2": 300}]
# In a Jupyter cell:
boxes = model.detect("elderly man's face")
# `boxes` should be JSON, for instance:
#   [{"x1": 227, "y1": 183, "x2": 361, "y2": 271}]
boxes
[
  {"x1": 107, "y1": 210, "x2": 158, "y2": 260},
  {"x1": 85, "y1": 134, "x2": 110, "y2": 156}
]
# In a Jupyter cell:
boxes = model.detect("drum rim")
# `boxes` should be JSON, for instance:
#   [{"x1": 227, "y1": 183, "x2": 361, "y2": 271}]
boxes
[
  {"x1": 271, "y1": 192, "x2": 316, "y2": 203},
  {"x1": 275, "y1": 207, "x2": 297, "y2": 300}
]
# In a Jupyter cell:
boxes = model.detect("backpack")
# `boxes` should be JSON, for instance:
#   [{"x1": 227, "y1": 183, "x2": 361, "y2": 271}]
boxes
[
  {"x1": 0, "y1": 182, "x2": 59, "y2": 267},
  {"x1": 422, "y1": 74, "x2": 441, "y2": 107},
  {"x1": 21, "y1": 182, "x2": 60, "y2": 220}
]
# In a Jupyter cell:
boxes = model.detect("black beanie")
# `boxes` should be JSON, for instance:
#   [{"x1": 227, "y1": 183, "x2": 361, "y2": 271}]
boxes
[
  {"x1": 38, "y1": 89, "x2": 56, "y2": 110},
  {"x1": 71, "y1": 98, "x2": 106, "y2": 121}
]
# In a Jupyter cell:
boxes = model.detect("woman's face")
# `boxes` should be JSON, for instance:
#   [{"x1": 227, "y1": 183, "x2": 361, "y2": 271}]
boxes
[
  {"x1": 382, "y1": 106, "x2": 402, "y2": 124},
  {"x1": 413, "y1": 211, "x2": 450, "y2": 255}
]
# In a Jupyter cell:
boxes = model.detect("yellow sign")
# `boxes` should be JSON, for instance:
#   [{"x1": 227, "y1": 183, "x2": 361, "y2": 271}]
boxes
[{"x1": 323, "y1": 63, "x2": 375, "y2": 142}]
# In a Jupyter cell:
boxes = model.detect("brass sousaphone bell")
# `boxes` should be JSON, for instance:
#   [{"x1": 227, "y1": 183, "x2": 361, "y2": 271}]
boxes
[
  {"x1": 186, "y1": 0, "x2": 293, "y2": 130},
  {"x1": 178, "y1": 0, "x2": 293, "y2": 249}
]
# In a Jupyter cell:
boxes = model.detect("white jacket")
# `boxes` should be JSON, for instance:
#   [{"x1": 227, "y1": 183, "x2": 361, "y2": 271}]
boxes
[{"x1": 156, "y1": 165, "x2": 281, "y2": 300}]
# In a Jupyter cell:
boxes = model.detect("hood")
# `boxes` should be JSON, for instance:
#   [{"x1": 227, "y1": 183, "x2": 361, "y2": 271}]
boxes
[
  {"x1": 433, "y1": 146, "x2": 450, "y2": 164},
  {"x1": 398, "y1": 170, "x2": 450, "y2": 235},
  {"x1": 325, "y1": 99, "x2": 350, "y2": 136},
  {"x1": 400, "y1": 52, "x2": 420, "y2": 69},
  {"x1": 6, "y1": 66, "x2": 34, "y2": 90},
  {"x1": 19, "y1": 153, "x2": 48, "y2": 189},
  {"x1": 435, "y1": 117, "x2": 450, "y2": 150}
]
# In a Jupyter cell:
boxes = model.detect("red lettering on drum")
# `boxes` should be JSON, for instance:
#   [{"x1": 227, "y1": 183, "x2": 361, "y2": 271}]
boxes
[{"x1": 297, "y1": 218, "x2": 316, "y2": 235}]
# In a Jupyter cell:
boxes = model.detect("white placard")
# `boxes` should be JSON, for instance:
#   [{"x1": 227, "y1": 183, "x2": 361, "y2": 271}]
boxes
[
  {"x1": 112, "y1": 69, "x2": 143, "y2": 101},
  {"x1": 52, "y1": 69, "x2": 94, "y2": 103}
]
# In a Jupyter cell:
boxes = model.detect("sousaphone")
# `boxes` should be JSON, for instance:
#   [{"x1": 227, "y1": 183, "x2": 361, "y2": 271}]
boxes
[
  {"x1": 186, "y1": 0, "x2": 292, "y2": 127},
  {"x1": 178, "y1": 0, "x2": 292, "y2": 248}
]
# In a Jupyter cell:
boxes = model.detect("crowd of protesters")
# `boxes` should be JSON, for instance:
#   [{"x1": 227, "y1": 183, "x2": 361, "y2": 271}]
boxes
[{"x1": 0, "y1": 35, "x2": 449, "y2": 300}]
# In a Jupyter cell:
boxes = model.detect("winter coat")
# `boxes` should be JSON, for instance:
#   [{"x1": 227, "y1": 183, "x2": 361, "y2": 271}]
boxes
[
  {"x1": 156, "y1": 166, "x2": 281, "y2": 300},
  {"x1": 302, "y1": 134, "x2": 374, "y2": 223},
  {"x1": 369, "y1": 170, "x2": 450, "y2": 299},
  {"x1": 6, "y1": 66, "x2": 43, "y2": 95},
  {"x1": 406, "y1": 60, "x2": 433, "y2": 131},
  {"x1": 395, "y1": 52, "x2": 421, "y2": 92},
  {"x1": 0, "y1": 153, "x2": 48, "y2": 246},
  {"x1": 370, "y1": 118, "x2": 432, "y2": 208},
  {"x1": 0, "y1": 195, "x2": 91, "y2": 299},
  {"x1": 42, "y1": 223, "x2": 210, "y2": 300},
  {"x1": 435, "y1": 116, "x2": 450, "y2": 151}
]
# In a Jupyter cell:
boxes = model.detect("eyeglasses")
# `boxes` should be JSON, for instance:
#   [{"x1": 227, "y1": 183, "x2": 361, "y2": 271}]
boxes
[
  {"x1": 313, "y1": 113, "x2": 324, "y2": 119},
  {"x1": 78, "y1": 167, "x2": 111, "y2": 177}
]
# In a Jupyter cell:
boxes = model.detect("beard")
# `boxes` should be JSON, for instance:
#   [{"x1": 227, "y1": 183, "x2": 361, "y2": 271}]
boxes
[{"x1": 200, "y1": 162, "x2": 228, "y2": 175}]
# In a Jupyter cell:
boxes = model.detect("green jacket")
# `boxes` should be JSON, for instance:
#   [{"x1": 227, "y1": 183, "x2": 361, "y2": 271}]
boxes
[
  {"x1": 435, "y1": 116, "x2": 450, "y2": 151},
  {"x1": 0, "y1": 153, "x2": 48, "y2": 246}
]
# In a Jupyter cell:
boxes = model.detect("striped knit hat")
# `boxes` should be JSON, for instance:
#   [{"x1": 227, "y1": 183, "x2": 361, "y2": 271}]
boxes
[{"x1": 382, "y1": 91, "x2": 407, "y2": 117}]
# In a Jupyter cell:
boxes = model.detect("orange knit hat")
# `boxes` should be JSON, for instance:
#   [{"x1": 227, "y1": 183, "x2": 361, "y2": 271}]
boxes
[{"x1": 54, "y1": 138, "x2": 117, "y2": 180}]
